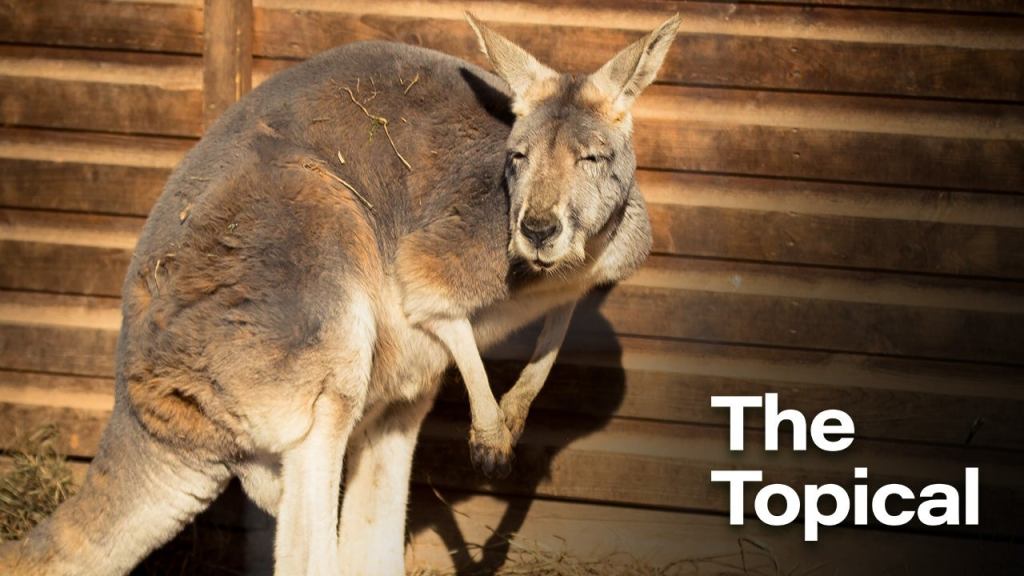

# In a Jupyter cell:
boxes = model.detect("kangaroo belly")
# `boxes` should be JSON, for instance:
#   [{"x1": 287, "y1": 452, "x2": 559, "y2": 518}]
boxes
[{"x1": 364, "y1": 281, "x2": 451, "y2": 410}]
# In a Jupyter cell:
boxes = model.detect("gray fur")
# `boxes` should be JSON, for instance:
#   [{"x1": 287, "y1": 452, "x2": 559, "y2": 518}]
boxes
[{"x1": 1, "y1": 14, "x2": 678, "y2": 575}]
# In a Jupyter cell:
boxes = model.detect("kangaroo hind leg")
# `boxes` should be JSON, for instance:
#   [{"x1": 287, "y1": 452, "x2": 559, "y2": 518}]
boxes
[
  {"x1": 338, "y1": 391, "x2": 437, "y2": 576},
  {"x1": 274, "y1": 393, "x2": 357, "y2": 576},
  {"x1": 233, "y1": 452, "x2": 283, "y2": 517},
  {"x1": 273, "y1": 293, "x2": 375, "y2": 576}
]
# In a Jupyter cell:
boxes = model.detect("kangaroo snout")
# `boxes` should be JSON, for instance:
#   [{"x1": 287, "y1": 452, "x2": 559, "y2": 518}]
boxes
[
  {"x1": 519, "y1": 213, "x2": 562, "y2": 247},
  {"x1": 514, "y1": 207, "x2": 574, "y2": 270}
]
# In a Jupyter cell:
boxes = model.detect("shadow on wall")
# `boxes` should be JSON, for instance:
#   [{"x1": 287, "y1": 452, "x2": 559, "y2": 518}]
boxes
[
  {"x1": 133, "y1": 287, "x2": 626, "y2": 575},
  {"x1": 408, "y1": 287, "x2": 626, "y2": 575}
]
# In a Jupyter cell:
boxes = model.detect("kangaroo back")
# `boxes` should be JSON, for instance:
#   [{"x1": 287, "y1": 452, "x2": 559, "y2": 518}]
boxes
[{"x1": 2, "y1": 41, "x2": 520, "y2": 575}]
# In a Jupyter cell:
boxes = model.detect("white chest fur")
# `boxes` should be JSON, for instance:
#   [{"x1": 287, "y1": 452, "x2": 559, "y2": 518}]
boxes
[
  {"x1": 365, "y1": 273, "x2": 589, "y2": 412},
  {"x1": 472, "y1": 278, "x2": 587, "y2": 351}
]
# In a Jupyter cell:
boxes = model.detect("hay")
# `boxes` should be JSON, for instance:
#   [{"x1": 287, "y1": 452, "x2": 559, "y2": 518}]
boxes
[
  {"x1": 403, "y1": 73, "x2": 420, "y2": 95},
  {"x1": 0, "y1": 425, "x2": 77, "y2": 542},
  {"x1": 414, "y1": 485, "x2": 790, "y2": 576},
  {"x1": 302, "y1": 159, "x2": 374, "y2": 210},
  {"x1": 408, "y1": 534, "x2": 787, "y2": 576},
  {"x1": 0, "y1": 427, "x2": 793, "y2": 575},
  {"x1": 342, "y1": 85, "x2": 413, "y2": 171}
]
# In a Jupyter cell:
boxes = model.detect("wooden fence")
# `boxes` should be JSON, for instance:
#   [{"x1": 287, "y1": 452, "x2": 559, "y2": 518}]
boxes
[{"x1": 1, "y1": 0, "x2": 1023, "y2": 573}]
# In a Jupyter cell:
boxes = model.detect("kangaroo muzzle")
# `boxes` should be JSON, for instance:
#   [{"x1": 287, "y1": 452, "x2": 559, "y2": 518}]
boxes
[
  {"x1": 513, "y1": 206, "x2": 573, "y2": 271},
  {"x1": 520, "y1": 212, "x2": 562, "y2": 248}
]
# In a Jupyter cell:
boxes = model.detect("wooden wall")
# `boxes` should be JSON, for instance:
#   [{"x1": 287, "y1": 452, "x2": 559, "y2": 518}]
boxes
[{"x1": 1, "y1": 1, "x2": 1023, "y2": 573}]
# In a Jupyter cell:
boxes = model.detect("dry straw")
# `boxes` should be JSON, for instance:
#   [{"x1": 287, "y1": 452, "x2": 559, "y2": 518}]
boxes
[
  {"x1": 1, "y1": 427, "x2": 807, "y2": 575},
  {"x1": 416, "y1": 483, "x2": 796, "y2": 576},
  {"x1": 0, "y1": 425, "x2": 77, "y2": 542}
]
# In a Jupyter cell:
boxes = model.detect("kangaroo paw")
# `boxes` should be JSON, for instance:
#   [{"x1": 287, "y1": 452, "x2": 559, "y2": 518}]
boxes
[{"x1": 469, "y1": 420, "x2": 514, "y2": 479}]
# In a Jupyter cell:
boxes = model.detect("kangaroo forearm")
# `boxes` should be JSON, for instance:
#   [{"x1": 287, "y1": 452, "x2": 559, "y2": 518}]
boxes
[
  {"x1": 497, "y1": 301, "x2": 575, "y2": 444},
  {"x1": 422, "y1": 316, "x2": 501, "y2": 429},
  {"x1": 504, "y1": 301, "x2": 575, "y2": 406},
  {"x1": 421, "y1": 316, "x2": 513, "y2": 478}
]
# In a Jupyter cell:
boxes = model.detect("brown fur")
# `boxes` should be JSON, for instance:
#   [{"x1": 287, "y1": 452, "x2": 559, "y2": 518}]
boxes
[{"x1": 0, "y1": 14, "x2": 679, "y2": 575}]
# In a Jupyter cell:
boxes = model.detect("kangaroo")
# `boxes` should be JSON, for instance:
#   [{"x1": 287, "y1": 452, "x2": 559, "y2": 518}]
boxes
[{"x1": 0, "y1": 13, "x2": 679, "y2": 575}]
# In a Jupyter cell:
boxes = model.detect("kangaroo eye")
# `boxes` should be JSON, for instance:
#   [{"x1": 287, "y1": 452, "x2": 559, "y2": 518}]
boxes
[
  {"x1": 579, "y1": 154, "x2": 603, "y2": 164},
  {"x1": 509, "y1": 151, "x2": 527, "y2": 162}
]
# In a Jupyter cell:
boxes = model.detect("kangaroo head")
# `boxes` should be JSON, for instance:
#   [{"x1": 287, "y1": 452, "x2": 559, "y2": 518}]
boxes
[{"x1": 467, "y1": 13, "x2": 679, "y2": 273}]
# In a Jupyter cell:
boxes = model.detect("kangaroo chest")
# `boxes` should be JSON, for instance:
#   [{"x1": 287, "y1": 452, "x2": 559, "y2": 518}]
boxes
[{"x1": 363, "y1": 275, "x2": 587, "y2": 412}]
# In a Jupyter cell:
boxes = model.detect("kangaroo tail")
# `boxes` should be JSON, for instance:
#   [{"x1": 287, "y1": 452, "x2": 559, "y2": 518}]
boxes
[{"x1": 1, "y1": 402, "x2": 230, "y2": 576}]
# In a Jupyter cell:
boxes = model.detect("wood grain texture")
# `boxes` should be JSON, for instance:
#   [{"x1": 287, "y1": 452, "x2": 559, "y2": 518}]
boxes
[
  {"x1": 2, "y1": 286, "x2": 1022, "y2": 449},
  {"x1": 594, "y1": 257, "x2": 1024, "y2": 364},
  {"x1": 4, "y1": 46, "x2": 1020, "y2": 190},
  {"x1": 252, "y1": 1, "x2": 1024, "y2": 101},
  {"x1": 3, "y1": 375, "x2": 1022, "y2": 537},
  {"x1": 644, "y1": 169, "x2": 1024, "y2": 279},
  {"x1": 0, "y1": 128, "x2": 188, "y2": 216},
  {"x1": 633, "y1": 119, "x2": 1024, "y2": 193},
  {"x1": 1, "y1": 1, "x2": 1020, "y2": 100},
  {"x1": 202, "y1": 0, "x2": 253, "y2": 128},
  {"x1": 406, "y1": 487, "x2": 1024, "y2": 575},
  {"x1": 738, "y1": 0, "x2": 1024, "y2": 14},
  {"x1": 3, "y1": 133, "x2": 1021, "y2": 278},
  {"x1": 0, "y1": 46, "x2": 202, "y2": 137},
  {"x1": 0, "y1": 0, "x2": 203, "y2": 54},
  {"x1": 3, "y1": 215, "x2": 1021, "y2": 363}
]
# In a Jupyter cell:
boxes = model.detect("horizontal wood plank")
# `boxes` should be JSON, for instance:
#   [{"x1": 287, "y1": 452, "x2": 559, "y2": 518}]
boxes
[
  {"x1": 643, "y1": 171, "x2": 1024, "y2": 279},
  {"x1": 3, "y1": 47, "x2": 1021, "y2": 190},
  {"x1": 7, "y1": 0, "x2": 1023, "y2": 50},
  {"x1": 263, "y1": 0, "x2": 1024, "y2": 51},
  {"x1": 4, "y1": 458, "x2": 1017, "y2": 574},
  {"x1": 0, "y1": 128, "x2": 188, "y2": 216},
  {"x1": 0, "y1": 0, "x2": 203, "y2": 54},
  {"x1": 599, "y1": 258, "x2": 1024, "y2": 364},
  {"x1": 3, "y1": 377, "x2": 1022, "y2": 537},
  {"x1": 2, "y1": 283, "x2": 1023, "y2": 449},
  {"x1": 0, "y1": 240, "x2": 132, "y2": 296},
  {"x1": 0, "y1": 46, "x2": 202, "y2": 137},
  {"x1": 0, "y1": 158, "x2": 167, "y2": 217},
  {"x1": 3, "y1": 216, "x2": 1022, "y2": 363},
  {"x1": 3, "y1": 132, "x2": 1022, "y2": 278},
  {"x1": 406, "y1": 486, "x2": 1024, "y2": 575},
  {"x1": 252, "y1": 1, "x2": 1024, "y2": 101},
  {"x1": 745, "y1": 0, "x2": 1024, "y2": 14},
  {"x1": 0, "y1": 292, "x2": 120, "y2": 377},
  {"x1": 1, "y1": 1, "x2": 1020, "y2": 101},
  {"x1": 633, "y1": 118, "x2": 1023, "y2": 192}
]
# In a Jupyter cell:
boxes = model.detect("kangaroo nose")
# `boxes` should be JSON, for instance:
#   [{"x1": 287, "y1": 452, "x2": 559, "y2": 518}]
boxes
[{"x1": 520, "y1": 215, "x2": 562, "y2": 247}]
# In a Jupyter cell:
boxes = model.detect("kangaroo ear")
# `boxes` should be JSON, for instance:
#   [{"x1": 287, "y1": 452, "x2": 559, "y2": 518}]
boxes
[
  {"x1": 588, "y1": 14, "x2": 680, "y2": 118},
  {"x1": 465, "y1": 12, "x2": 558, "y2": 115}
]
